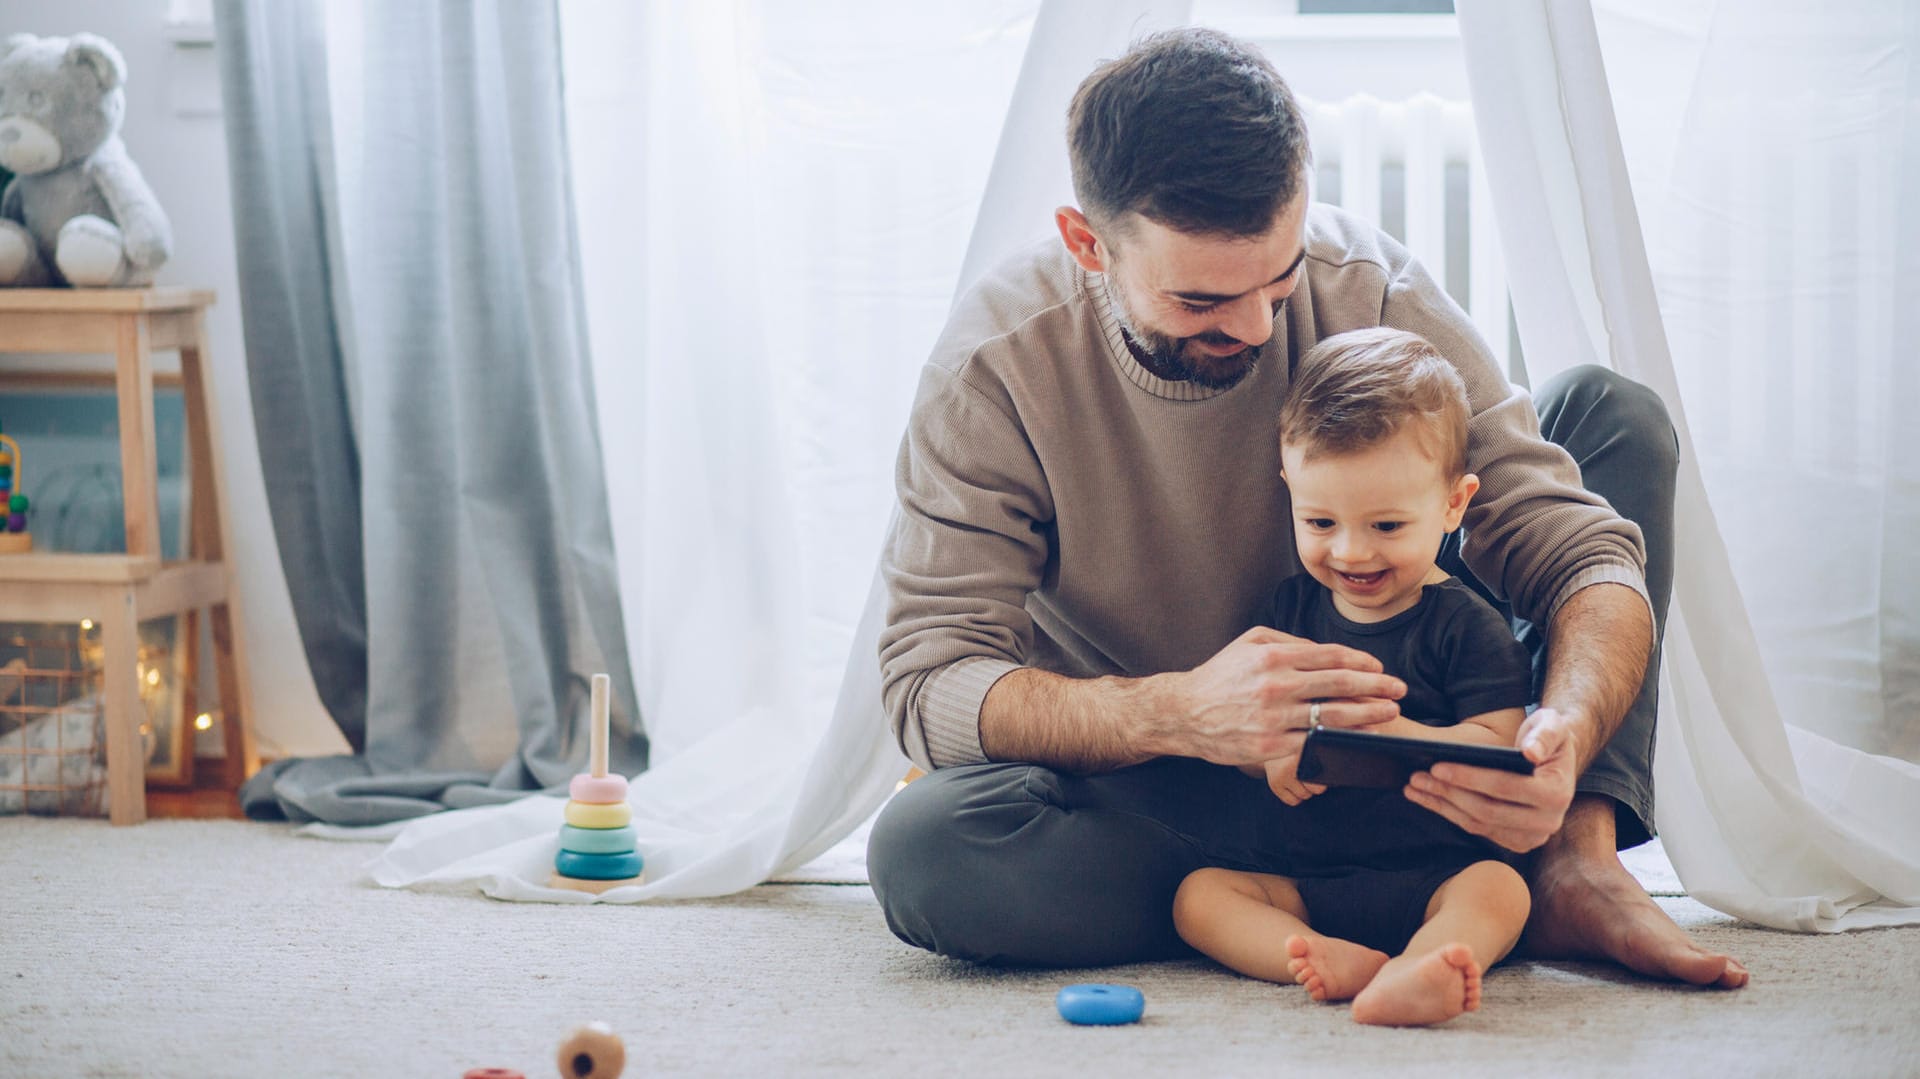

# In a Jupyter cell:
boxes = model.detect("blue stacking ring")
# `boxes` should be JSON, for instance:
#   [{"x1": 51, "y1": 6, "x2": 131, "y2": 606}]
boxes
[
  {"x1": 1055, "y1": 984, "x2": 1145, "y2": 1025},
  {"x1": 559, "y1": 824, "x2": 638, "y2": 855},
  {"x1": 554, "y1": 849, "x2": 644, "y2": 880}
]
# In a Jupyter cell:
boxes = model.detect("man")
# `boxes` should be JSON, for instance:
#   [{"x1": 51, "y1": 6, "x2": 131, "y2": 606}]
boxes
[{"x1": 869, "y1": 26, "x2": 1745, "y2": 989}]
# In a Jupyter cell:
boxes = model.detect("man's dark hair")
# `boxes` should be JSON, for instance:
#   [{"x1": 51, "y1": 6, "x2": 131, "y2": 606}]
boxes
[{"x1": 1068, "y1": 28, "x2": 1310, "y2": 239}]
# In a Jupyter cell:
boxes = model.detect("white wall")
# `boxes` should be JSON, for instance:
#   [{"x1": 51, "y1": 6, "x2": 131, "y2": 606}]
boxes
[{"x1": 0, "y1": 0, "x2": 342, "y2": 759}]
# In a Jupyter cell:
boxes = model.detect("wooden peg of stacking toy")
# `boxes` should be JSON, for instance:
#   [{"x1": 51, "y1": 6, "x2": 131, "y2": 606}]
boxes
[
  {"x1": 549, "y1": 673, "x2": 644, "y2": 893},
  {"x1": 555, "y1": 1022, "x2": 625, "y2": 1079}
]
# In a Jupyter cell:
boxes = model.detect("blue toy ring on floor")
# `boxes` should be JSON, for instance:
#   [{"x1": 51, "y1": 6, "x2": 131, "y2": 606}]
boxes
[{"x1": 1056, "y1": 983, "x2": 1145, "y2": 1025}]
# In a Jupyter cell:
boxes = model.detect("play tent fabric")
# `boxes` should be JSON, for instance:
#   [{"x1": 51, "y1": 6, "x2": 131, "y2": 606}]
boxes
[{"x1": 1456, "y1": 0, "x2": 1920, "y2": 930}]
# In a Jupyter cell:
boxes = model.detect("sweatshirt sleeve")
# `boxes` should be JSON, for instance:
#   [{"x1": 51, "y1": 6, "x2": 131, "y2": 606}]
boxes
[
  {"x1": 877, "y1": 362, "x2": 1051, "y2": 771},
  {"x1": 1379, "y1": 257, "x2": 1652, "y2": 628}
]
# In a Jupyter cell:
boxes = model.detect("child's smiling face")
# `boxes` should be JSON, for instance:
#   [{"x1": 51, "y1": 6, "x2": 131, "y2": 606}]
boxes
[{"x1": 1282, "y1": 424, "x2": 1479, "y2": 623}]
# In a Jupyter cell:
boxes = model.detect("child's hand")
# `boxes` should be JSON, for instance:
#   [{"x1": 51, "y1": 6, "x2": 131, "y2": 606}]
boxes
[{"x1": 1263, "y1": 751, "x2": 1327, "y2": 806}]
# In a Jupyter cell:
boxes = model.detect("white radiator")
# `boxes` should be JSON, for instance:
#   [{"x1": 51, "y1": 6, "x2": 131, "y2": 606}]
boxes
[{"x1": 1300, "y1": 93, "x2": 1512, "y2": 379}]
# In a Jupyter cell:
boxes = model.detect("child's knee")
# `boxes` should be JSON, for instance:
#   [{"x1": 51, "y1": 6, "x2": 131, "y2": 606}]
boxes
[
  {"x1": 1438, "y1": 860, "x2": 1532, "y2": 923},
  {"x1": 1173, "y1": 867, "x2": 1234, "y2": 922},
  {"x1": 1469, "y1": 860, "x2": 1532, "y2": 921},
  {"x1": 1174, "y1": 867, "x2": 1279, "y2": 930}
]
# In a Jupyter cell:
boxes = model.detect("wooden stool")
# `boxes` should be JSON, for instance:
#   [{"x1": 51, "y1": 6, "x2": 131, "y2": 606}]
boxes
[{"x1": 0, "y1": 288, "x2": 258, "y2": 824}]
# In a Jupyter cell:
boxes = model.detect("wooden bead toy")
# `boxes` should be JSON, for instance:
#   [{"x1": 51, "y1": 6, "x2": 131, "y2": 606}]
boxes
[
  {"x1": 555, "y1": 1022, "x2": 625, "y2": 1079},
  {"x1": 463, "y1": 1070, "x2": 525, "y2": 1079},
  {"x1": 549, "y1": 674, "x2": 643, "y2": 893}
]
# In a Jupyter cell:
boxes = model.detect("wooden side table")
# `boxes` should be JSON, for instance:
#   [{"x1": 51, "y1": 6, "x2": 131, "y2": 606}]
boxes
[{"x1": 0, "y1": 288, "x2": 258, "y2": 824}]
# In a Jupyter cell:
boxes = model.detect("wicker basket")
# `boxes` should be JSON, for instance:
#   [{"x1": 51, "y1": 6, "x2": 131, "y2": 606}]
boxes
[{"x1": 0, "y1": 631, "x2": 106, "y2": 817}]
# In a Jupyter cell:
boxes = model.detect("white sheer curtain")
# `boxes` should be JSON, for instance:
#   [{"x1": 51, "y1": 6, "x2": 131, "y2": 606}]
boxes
[
  {"x1": 361, "y1": 2, "x2": 1040, "y2": 898},
  {"x1": 958, "y1": 0, "x2": 1194, "y2": 294},
  {"x1": 1457, "y1": 0, "x2": 1920, "y2": 930}
]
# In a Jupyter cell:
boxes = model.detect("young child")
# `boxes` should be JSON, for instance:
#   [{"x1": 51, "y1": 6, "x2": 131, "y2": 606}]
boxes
[{"x1": 1171, "y1": 326, "x2": 1535, "y2": 1027}]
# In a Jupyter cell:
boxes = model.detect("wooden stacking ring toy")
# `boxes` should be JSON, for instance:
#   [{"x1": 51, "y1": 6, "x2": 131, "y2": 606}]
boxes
[
  {"x1": 569, "y1": 773, "x2": 628, "y2": 804},
  {"x1": 554, "y1": 850, "x2": 644, "y2": 880},
  {"x1": 559, "y1": 824, "x2": 638, "y2": 855},
  {"x1": 549, "y1": 674, "x2": 644, "y2": 893},
  {"x1": 563, "y1": 800, "x2": 632, "y2": 830}
]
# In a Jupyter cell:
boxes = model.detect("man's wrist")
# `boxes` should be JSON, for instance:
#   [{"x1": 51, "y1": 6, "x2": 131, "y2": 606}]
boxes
[
  {"x1": 980, "y1": 666, "x2": 1190, "y2": 772},
  {"x1": 1534, "y1": 700, "x2": 1596, "y2": 768},
  {"x1": 1119, "y1": 670, "x2": 1188, "y2": 761},
  {"x1": 1539, "y1": 581, "x2": 1652, "y2": 774}
]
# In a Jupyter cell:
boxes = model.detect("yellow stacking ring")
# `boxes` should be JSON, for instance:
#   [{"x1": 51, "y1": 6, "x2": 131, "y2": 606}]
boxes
[{"x1": 564, "y1": 799, "x2": 632, "y2": 829}]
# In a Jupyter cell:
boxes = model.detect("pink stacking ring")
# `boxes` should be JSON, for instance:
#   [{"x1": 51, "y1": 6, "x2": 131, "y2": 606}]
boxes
[{"x1": 570, "y1": 773, "x2": 629, "y2": 804}]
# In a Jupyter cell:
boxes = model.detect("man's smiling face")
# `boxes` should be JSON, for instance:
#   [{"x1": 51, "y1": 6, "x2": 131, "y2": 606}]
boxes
[{"x1": 1098, "y1": 195, "x2": 1309, "y2": 389}]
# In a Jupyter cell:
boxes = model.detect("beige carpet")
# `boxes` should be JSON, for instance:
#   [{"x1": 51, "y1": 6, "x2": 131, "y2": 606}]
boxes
[{"x1": 3, "y1": 818, "x2": 1917, "y2": 1078}]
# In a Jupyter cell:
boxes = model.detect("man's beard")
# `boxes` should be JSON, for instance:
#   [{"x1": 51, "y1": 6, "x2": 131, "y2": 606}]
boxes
[{"x1": 1106, "y1": 282, "x2": 1264, "y2": 391}]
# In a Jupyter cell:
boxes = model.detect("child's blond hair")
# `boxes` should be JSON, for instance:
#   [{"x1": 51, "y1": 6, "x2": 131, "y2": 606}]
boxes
[{"x1": 1279, "y1": 327, "x2": 1470, "y2": 477}]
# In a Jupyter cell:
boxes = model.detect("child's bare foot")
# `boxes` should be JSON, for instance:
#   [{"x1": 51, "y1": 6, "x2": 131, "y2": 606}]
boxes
[
  {"x1": 1284, "y1": 934, "x2": 1391, "y2": 1002},
  {"x1": 1350, "y1": 943, "x2": 1482, "y2": 1026}
]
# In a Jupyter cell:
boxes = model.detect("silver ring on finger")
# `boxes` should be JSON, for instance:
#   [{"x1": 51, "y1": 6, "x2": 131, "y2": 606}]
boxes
[{"x1": 1308, "y1": 700, "x2": 1323, "y2": 729}]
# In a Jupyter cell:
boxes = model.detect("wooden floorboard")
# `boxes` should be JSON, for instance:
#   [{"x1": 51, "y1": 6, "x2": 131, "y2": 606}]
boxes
[{"x1": 146, "y1": 758, "x2": 249, "y2": 819}]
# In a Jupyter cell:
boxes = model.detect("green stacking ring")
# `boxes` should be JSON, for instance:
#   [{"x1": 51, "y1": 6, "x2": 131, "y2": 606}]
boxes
[
  {"x1": 555, "y1": 849, "x2": 643, "y2": 880},
  {"x1": 559, "y1": 824, "x2": 637, "y2": 855}
]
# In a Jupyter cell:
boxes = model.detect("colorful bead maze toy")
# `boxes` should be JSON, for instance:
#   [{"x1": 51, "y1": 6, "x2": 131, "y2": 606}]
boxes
[
  {"x1": 549, "y1": 673, "x2": 643, "y2": 894},
  {"x1": 0, "y1": 428, "x2": 30, "y2": 554}
]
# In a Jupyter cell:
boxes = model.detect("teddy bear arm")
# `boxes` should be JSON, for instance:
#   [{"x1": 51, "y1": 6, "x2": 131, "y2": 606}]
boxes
[
  {"x1": 88, "y1": 147, "x2": 173, "y2": 270},
  {"x1": 1, "y1": 178, "x2": 20, "y2": 223}
]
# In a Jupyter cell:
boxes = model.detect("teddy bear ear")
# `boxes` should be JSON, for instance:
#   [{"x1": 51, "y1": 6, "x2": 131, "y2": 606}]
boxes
[
  {"x1": 2, "y1": 34, "x2": 39, "y2": 60},
  {"x1": 66, "y1": 33, "x2": 128, "y2": 92}
]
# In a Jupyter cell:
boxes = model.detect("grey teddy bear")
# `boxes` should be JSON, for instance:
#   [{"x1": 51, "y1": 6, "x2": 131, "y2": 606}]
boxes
[{"x1": 0, "y1": 32, "x2": 171, "y2": 287}]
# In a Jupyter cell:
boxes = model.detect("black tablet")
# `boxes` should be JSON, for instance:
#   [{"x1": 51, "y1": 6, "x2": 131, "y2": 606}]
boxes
[{"x1": 1296, "y1": 726, "x2": 1534, "y2": 790}]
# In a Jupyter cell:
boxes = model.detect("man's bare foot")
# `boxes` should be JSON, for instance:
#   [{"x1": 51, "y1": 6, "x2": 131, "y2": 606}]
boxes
[
  {"x1": 1526, "y1": 845, "x2": 1749, "y2": 988},
  {"x1": 1285, "y1": 934, "x2": 1390, "y2": 1002},
  {"x1": 1349, "y1": 943, "x2": 1481, "y2": 1027}
]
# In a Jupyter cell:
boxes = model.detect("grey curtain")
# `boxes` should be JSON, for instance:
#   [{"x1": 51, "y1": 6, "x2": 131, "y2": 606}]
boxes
[{"x1": 214, "y1": 0, "x2": 646, "y2": 824}]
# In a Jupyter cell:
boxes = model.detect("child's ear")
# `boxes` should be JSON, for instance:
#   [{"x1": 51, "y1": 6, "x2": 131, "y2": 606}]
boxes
[{"x1": 1444, "y1": 472, "x2": 1480, "y2": 529}]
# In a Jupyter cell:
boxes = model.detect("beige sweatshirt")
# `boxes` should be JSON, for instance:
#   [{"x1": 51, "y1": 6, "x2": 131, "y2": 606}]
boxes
[{"x1": 879, "y1": 204, "x2": 1649, "y2": 772}]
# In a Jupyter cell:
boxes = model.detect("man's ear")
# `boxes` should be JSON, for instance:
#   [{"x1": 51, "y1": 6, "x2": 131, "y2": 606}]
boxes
[
  {"x1": 1444, "y1": 472, "x2": 1480, "y2": 529},
  {"x1": 1054, "y1": 206, "x2": 1110, "y2": 273}
]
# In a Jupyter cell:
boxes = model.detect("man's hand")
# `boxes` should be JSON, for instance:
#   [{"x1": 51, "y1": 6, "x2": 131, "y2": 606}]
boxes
[
  {"x1": 1169, "y1": 625, "x2": 1405, "y2": 766},
  {"x1": 1402, "y1": 705, "x2": 1581, "y2": 852}
]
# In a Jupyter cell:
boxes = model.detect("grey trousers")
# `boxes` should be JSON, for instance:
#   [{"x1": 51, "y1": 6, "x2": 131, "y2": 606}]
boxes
[{"x1": 868, "y1": 365, "x2": 1680, "y2": 966}]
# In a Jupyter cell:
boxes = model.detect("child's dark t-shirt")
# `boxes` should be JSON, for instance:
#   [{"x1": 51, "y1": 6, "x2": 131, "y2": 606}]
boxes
[
  {"x1": 1266, "y1": 574, "x2": 1533, "y2": 726},
  {"x1": 1256, "y1": 574, "x2": 1537, "y2": 951}
]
